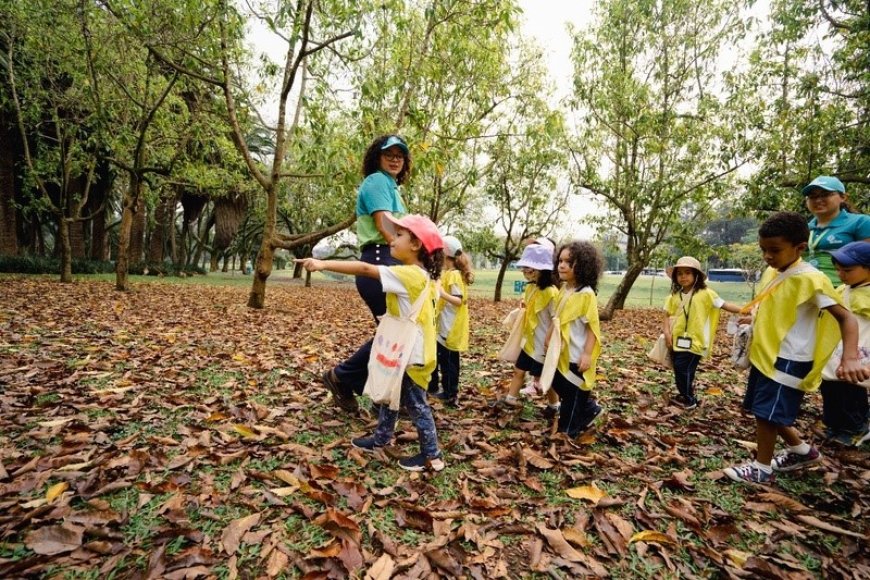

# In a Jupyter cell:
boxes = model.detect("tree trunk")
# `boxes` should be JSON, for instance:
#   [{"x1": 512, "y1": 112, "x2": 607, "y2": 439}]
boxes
[
  {"x1": 148, "y1": 193, "x2": 174, "y2": 263},
  {"x1": 129, "y1": 196, "x2": 146, "y2": 265},
  {"x1": 115, "y1": 176, "x2": 141, "y2": 291},
  {"x1": 247, "y1": 187, "x2": 277, "y2": 309},
  {"x1": 600, "y1": 262, "x2": 645, "y2": 320},
  {"x1": 293, "y1": 261, "x2": 303, "y2": 278},
  {"x1": 493, "y1": 256, "x2": 510, "y2": 302},
  {"x1": 58, "y1": 217, "x2": 73, "y2": 283},
  {"x1": 69, "y1": 219, "x2": 86, "y2": 259},
  {"x1": 0, "y1": 111, "x2": 18, "y2": 256}
]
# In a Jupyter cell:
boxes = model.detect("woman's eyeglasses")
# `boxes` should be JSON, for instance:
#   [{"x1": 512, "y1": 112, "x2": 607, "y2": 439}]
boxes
[
  {"x1": 382, "y1": 152, "x2": 404, "y2": 161},
  {"x1": 806, "y1": 190, "x2": 838, "y2": 200}
]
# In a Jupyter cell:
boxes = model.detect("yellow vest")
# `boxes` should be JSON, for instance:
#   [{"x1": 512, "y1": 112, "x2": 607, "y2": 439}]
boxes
[
  {"x1": 749, "y1": 262, "x2": 841, "y2": 392},
  {"x1": 556, "y1": 287, "x2": 602, "y2": 391},
  {"x1": 838, "y1": 283, "x2": 870, "y2": 318},
  {"x1": 664, "y1": 288, "x2": 722, "y2": 358},
  {"x1": 522, "y1": 285, "x2": 559, "y2": 357},
  {"x1": 435, "y1": 269, "x2": 469, "y2": 351},
  {"x1": 385, "y1": 265, "x2": 437, "y2": 389}
]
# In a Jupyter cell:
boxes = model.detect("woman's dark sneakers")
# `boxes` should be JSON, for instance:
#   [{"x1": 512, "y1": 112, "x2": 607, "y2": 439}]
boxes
[{"x1": 321, "y1": 370, "x2": 358, "y2": 413}]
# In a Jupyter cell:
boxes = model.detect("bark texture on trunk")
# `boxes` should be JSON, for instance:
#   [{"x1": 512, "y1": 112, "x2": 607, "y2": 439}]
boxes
[
  {"x1": 58, "y1": 217, "x2": 72, "y2": 283},
  {"x1": 129, "y1": 196, "x2": 146, "y2": 265},
  {"x1": 0, "y1": 112, "x2": 19, "y2": 256}
]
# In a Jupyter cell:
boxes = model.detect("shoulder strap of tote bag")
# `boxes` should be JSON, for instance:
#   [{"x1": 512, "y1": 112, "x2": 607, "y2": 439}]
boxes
[
  {"x1": 406, "y1": 280, "x2": 431, "y2": 321},
  {"x1": 738, "y1": 263, "x2": 814, "y2": 315}
]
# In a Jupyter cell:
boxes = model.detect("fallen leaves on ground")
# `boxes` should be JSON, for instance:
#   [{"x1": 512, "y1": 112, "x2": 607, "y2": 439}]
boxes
[{"x1": 0, "y1": 277, "x2": 869, "y2": 577}]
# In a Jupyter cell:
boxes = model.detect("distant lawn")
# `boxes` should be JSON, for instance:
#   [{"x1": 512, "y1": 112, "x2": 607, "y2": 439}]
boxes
[{"x1": 4, "y1": 268, "x2": 758, "y2": 308}]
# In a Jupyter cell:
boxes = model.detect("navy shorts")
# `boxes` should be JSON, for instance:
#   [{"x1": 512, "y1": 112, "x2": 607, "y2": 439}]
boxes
[
  {"x1": 743, "y1": 361, "x2": 810, "y2": 426},
  {"x1": 515, "y1": 350, "x2": 544, "y2": 377}
]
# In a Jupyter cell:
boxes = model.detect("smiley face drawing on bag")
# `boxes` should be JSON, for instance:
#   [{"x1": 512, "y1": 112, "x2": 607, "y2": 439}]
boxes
[{"x1": 374, "y1": 335, "x2": 405, "y2": 373}]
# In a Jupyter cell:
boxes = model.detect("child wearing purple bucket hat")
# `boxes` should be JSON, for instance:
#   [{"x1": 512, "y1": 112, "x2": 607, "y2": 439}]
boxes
[{"x1": 494, "y1": 242, "x2": 562, "y2": 419}]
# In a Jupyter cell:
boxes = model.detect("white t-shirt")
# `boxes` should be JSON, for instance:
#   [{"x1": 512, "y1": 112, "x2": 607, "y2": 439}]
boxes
[
  {"x1": 530, "y1": 303, "x2": 555, "y2": 362},
  {"x1": 437, "y1": 281, "x2": 462, "y2": 343},
  {"x1": 778, "y1": 292, "x2": 837, "y2": 363},
  {"x1": 566, "y1": 287, "x2": 595, "y2": 364}
]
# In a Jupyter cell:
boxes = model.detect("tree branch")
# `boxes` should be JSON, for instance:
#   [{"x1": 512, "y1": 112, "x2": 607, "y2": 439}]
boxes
[{"x1": 271, "y1": 214, "x2": 356, "y2": 250}]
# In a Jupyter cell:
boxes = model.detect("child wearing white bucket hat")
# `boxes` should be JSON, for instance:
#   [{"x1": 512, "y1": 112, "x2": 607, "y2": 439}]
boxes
[
  {"x1": 429, "y1": 235, "x2": 474, "y2": 407},
  {"x1": 662, "y1": 256, "x2": 742, "y2": 409}
]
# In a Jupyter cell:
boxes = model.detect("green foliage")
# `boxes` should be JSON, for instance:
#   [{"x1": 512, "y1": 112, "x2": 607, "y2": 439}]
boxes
[
  {"x1": 735, "y1": 0, "x2": 870, "y2": 212},
  {"x1": 569, "y1": 0, "x2": 750, "y2": 314}
]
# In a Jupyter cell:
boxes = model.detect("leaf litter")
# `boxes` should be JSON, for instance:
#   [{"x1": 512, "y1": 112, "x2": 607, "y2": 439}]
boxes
[{"x1": 0, "y1": 278, "x2": 868, "y2": 577}]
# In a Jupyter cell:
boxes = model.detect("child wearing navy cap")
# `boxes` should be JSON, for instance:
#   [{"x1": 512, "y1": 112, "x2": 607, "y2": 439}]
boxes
[{"x1": 821, "y1": 241, "x2": 870, "y2": 446}]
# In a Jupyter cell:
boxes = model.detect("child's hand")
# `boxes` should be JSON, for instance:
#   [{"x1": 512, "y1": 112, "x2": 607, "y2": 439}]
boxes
[
  {"x1": 294, "y1": 258, "x2": 325, "y2": 272},
  {"x1": 578, "y1": 353, "x2": 592, "y2": 372},
  {"x1": 664, "y1": 331, "x2": 672, "y2": 348},
  {"x1": 836, "y1": 359, "x2": 870, "y2": 384}
]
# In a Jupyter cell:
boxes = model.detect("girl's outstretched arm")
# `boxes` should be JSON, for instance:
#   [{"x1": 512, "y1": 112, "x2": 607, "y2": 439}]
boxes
[
  {"x1": 720, "y1": 301, "x2": 742, "y2": 314},
  {"x1": 295, "y1": 258, "x2": 380, "y2": 280}
]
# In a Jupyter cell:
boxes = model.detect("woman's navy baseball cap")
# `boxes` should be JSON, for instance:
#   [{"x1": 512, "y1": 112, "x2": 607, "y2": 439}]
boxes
[
  {"x1": 830, "y1": 241, "x2": 870, "y2": 267},
  {"x1": 380, "y1": 135, "x2": 409, "y2": 154}
]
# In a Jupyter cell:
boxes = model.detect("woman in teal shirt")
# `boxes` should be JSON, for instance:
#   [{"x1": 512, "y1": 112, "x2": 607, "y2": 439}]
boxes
[
  {"x1": 802, "y1": 175, "x2": 870, "y2": 284},
  {"x1": 322, "y1": 135, "x2": 410, "y2": 414}
]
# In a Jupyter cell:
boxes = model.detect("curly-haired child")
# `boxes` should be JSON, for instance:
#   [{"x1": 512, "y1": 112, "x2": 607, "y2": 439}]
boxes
[{"x1": 547, "y1": 241, "x2": 606, "y2": 438}]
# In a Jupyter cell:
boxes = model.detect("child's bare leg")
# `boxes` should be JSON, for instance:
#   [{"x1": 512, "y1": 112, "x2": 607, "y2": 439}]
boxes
[
  {"x1": 546, "y1": 388, "x2": 559, "y2": 405},
  {"x1": 755, "y1": 418, "x2": 778, "y2": 465},
  {"x1": 506, "y1": 368, "x2": 526, "y2": 398},
  {"x1": 777, "y1": 425, "x2": 803, "y2": 447}
]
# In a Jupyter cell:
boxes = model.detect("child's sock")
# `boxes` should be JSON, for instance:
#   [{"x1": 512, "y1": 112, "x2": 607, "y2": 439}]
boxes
[
  {"x1": 787, "y1": 442, "x2": 811, "y2": 455},
  {"x1": 752, "y1": 460, "x2": 773, "y2": 474}
]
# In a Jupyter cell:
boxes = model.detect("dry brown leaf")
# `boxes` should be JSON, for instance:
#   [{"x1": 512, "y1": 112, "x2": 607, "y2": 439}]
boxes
[
  {"x1": 756, "y1": 492, "x2": 809, "y2": 513},
  {"x1": 795, "y1": 515, "x2": 867, "y2": 539},
  {"x1": 565, "y1": 482, "x2": 607, "y2": 505},
  {"x1": 365, "y1": 553, "x2": 395, "y2": 580},
  {"x1": 537, "y1": 525, "x2": 585, "y2": 561},
  {"x1": 265, "y1": 548, "x2": 288, "y2": 577},
  {"x1": 221, "y1": 513, "x2": 261, "y2": 555},
  {"x1": 629, "y1": 530, "x2": 677, "y2": 545},
  {"x1": 25, "y1": 524, "x2": 84, "y2": 555}
]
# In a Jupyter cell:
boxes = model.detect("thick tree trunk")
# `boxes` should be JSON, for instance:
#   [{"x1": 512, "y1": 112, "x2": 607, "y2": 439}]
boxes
[
  {"x1": 115, "y1": 176, "x2": 141, "y2": 291},
  {"x1": 58, "y1": 217, "x2": 73, "y2": 283},
  {"x1": 493, "y1": 256, "x2": 510, "y2": 302},
  {"x1": 148, "y1": 194, "x2": 174, "y2": 263},
  {"x1": 0, "y1": 113, "x2": 18, "y2": 256},
  {"x1": 247, "y1": 188, "x2": 277, "y2": 309},
  {"x1": 69, "y1": 219, "x2": 86, "y2": 259},
  {"x1": 129, "y1": 196, "x2": 146, "y2": 265},
  {"x1": 116, "y1": 205, "x2": 133, "y2": 290},
  {"x1": 600, "y1": 262, "x2": 645, "y2": 320}
]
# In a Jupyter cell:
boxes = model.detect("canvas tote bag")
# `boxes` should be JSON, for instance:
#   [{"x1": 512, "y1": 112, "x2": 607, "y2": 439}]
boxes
[
  {"x1": 540, "y1": 291, "x2": 573, "y2": 393},
  {"x1": 498, "y1": 307, "x2": 525, "y2": 362},
  {"x1": 648, "y1": 334, "x2": 673, "y2": 369},
  {"x1": 363, "y1": 283, "x2": 430, "y2": 411}
]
